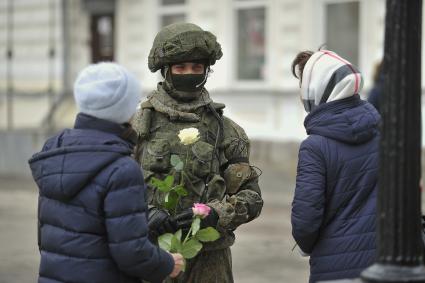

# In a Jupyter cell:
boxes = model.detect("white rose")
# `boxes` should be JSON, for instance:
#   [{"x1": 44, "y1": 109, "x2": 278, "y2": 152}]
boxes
[{"x1": 178, "y1": 128, "x2": 200, "y2": 145}]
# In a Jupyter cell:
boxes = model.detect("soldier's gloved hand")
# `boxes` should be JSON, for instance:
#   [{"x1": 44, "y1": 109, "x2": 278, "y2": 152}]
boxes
[
  {"x1": 201, "y1": 207, "x2": 219, "y2": 228},
  {"x1": 148, "y1": 207, "x2": 178, "y2": 237},
  {"x1": 172, "y1": 209, "x2": 193, "y2": 232},
  {"x1": 173, "y1": 206, "x2": 219, "y2": 230}
]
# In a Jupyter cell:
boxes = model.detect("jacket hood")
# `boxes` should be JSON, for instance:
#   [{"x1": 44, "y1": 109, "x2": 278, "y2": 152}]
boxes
[
  {"x1": 305, "y1": 95, "x2": 380, "y2": 144},
  {"x1": 28, "y1": 114, "x2": 134, "y2": 201}
]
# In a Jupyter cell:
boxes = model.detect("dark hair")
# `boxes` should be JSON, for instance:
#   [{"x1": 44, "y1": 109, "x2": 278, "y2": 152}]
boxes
[{"x1": 291, "y1": 50, "x2": 314, "y2": 82}]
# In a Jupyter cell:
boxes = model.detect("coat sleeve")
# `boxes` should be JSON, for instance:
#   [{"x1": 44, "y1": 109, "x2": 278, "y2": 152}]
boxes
[
  {"x1": 291, "y1": 137, "x2": 326, "y2": 254},
  {"x1": 104, "y1": 158, "x2": 174, "y2": 283},
  {"x1": 208, "y1": 117, "x2": 263, "y2": 231}
]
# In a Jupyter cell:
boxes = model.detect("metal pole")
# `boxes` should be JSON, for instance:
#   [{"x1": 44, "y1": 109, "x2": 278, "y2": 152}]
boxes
[
  {"x1": 45, "y1": 0, "x2": 56, "y2": 131},
  {"x1": 361, "y1": 0, "x2": 425, "y2": 282},
  {"x1": 6, "y1": 0, "x2": 13, "y2": 130},
  {"x1": 62, "y1": 0, "x2": 71, "y2": 97},
  {"x1": 42, "y1": 0, "x2": 70, "y2": 133},
  {"x1": 48, "y1": 0, "x2": 56, "y2": 107}
]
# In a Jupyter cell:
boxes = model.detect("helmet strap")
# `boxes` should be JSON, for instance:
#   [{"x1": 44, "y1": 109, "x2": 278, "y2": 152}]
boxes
[{"x1": 196, "y1": 67, "x2": 210, "y2": 88}]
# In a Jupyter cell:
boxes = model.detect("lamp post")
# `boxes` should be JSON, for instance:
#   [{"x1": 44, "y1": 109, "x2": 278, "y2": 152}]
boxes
[{"x1": 361, "y1": 0, "x2": 425, "y2": 282}]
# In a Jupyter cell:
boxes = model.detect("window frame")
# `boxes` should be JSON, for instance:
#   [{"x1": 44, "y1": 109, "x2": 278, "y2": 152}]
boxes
[
  {"x1": 161, "y1": 0, "x2": 186, "y2": 6},
  {"x1": 231, "y1": 0, "x2": 270, "y2": 88},
  {"x1": 157, "y1": 0, "x2": 187, "y2": 29},
  {"x1": 155, "y1": 0, "x2": 187, "y2": 80},
  {"x1": 316, "y1": 0, "x2": 364, "y2": 70}
]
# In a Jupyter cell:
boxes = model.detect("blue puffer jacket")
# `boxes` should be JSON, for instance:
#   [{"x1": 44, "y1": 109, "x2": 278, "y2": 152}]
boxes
[
  {"x1": 29, "y1": 113, "x2": 173, "y2": 283},
  {"x1": 291, "y1": 95, "x2": 380, "y2": 283}
]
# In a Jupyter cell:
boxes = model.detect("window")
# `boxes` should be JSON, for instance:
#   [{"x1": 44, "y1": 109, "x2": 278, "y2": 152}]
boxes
[
  {"x1": 325, "y1": 1, "x2": 360, "y2": 66},
  {"x1": 90, "y1": 14, "x2": 114, "y2": 62},
  {"x1": 162, "y1": 0, "x2": 185, "y2": 5},
  {"x1": 161, "y1": 14, "x2": 185, "y2": 27},
  {"x1": 159, "y1": 0, "x2": 186, "y2": 28},
  {"x1": 235, "y1": 2, "x2": 266, "y2": 81}
]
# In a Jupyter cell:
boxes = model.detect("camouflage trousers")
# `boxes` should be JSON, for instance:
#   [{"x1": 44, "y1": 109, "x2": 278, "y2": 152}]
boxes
[{"x1": 164, "y1": 247, "x2": 233, "y2": 283}]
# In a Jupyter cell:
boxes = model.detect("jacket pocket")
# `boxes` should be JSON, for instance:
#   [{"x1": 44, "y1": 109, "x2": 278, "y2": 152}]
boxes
[{"x1": 142, "y1": 138, "x2": 171, "y2": 173}]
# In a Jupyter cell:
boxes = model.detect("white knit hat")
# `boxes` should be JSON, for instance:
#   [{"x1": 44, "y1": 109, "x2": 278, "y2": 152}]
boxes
[{"x1": 73, "y1": 62, "x2": 141, "y2": 124}]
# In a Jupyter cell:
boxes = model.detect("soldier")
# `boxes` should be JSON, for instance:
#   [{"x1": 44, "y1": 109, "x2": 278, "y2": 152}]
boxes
[{"x1": 133, "y1": 23, "x2": 263, "y2": 283}]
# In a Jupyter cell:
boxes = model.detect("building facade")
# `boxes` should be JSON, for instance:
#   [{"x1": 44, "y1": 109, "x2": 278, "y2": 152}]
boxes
[{"x1": 0, "y1": 0, "x2": 404, "y2": 142}]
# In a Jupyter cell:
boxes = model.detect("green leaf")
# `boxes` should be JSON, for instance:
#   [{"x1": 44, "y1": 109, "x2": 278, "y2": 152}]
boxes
[
  {"x1": 164, "y1": 175, "x2": 174, "y2": 188},
  {"x1": 175, "y1": 229, "x2": 182, "y2": 242},
  {"x1": 150, "y1": 177, "x2": 163, "y2": 189},
  {"x1": 171, "y1": 233, "x2": 182, "y2": 253},
  {"x1": 195, "y1": 227, "x2": 221, "y2": 242},
  {"x1": 158, "y1": 233, "x2": 173, "y2": 251},
  {"x1": 181, "y1": 238, "x2": 202, "y2": 259},
  {"x1": 174, "y1": 185, "x2": 188, "y2": 197},
  {"x1": 191, "y1": 217, "x2": 201, "y2": 236},
  {"x1": 150, "y1": 177, "x2": 173, "y2": 193},
  {"x1": 170, "y1": 155, "x2": 182, "y2": 166},
  {"x1": 164, "y1": 191, "x2": 179, "y2": 211}
]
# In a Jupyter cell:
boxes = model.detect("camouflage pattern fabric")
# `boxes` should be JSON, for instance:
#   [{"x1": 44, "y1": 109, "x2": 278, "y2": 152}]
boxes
[
  {"x1": 134, "y1": 84, "x2": 263, "y2": 283},
  {"x1": 164, "y1": 248, "x2": 233, "y2": 283},
  {"x1": 148, "y1": 23, "x2": 223, "y2": 73}
]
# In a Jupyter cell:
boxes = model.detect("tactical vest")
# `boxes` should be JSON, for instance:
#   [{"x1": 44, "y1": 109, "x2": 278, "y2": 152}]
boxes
[{"x1": 135, "y1": 101, "x2": 228, "y2": 213}]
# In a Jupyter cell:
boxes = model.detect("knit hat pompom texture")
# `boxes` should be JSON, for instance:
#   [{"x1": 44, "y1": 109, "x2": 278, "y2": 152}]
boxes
[
  {"x1": 73, "y1": 62, "x2": 141, "y2": 124},
  {"x1": 301, "y1": 50, "x2": 364, "y2": 113}
]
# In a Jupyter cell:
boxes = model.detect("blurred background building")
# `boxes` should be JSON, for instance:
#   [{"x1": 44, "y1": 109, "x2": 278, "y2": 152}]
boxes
[
  {"x1": 0, "y1": 1, "x2": 423, "y2": 282},
  {"x1": 0, "y1": 0, "x2": 389, "y2": 131},
  {"x1": 0, "y1": 0, "x2": 394, "y2": 176}
]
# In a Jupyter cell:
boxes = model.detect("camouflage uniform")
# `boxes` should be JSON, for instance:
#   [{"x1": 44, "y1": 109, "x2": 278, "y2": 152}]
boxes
[{"x1": 134, "y1": 23, "x2": 263, "y2": 283}]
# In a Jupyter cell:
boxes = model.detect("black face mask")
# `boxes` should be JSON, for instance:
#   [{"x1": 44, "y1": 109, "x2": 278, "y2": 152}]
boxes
[{"x1": 171, "y1": 73, "x2": 206, "y2": 92}]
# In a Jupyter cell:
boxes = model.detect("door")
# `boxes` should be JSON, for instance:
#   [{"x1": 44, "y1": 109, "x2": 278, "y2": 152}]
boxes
[{"x1": 90, "y1": 14, "x2": 114, "y2": 63}]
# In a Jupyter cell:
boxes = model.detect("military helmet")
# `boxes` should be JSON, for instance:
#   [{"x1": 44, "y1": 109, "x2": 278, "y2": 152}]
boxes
[{"x1": 148, "y1": 22, "x2": 223, "y2": 73}]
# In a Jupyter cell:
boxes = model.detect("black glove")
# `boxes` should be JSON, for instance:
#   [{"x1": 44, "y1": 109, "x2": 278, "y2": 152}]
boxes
[
  {"x1": 172, "y1": 209, "x2": 193, "y2": 231},
  {"x1": 172, "y1": 206, "x2": 219, "y2": 231},
  {"x1": 201, "y1": 207, "x2": 219, "y2": 228},
  {"x1": 148, "y1": 207, "x2": 178, "y2": 238}
]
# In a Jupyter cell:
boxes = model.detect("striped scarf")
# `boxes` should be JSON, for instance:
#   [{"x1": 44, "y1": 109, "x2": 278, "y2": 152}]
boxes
[{"x1": 301, "y1": 50, "x2": 364, "y2": 112}]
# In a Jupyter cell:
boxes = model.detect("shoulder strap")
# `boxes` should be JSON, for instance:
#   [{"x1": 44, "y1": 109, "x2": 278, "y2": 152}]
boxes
[
  {"x1": 140, "y1": 100, "x2": 154, "y2": 110},
  {"x1": 210, "y1": 102, "x2": 225, "y2": 116}
]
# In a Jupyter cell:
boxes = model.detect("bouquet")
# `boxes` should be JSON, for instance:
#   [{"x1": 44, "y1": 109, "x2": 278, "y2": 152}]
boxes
[
  {"x1": 158, "y1": 203, "x2": 220, "y2": 269},
  {"x1": 149, "y1": 128, "x2": 221, "y2": 268}
]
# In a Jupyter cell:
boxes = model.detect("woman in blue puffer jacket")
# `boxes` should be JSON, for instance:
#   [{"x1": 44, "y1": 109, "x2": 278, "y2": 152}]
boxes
[
  {"x1": 29, "y1": 63, "x2": 183, "y2": 283},
  {"x1": 290, "y1": 50, "x2": 380, "y2": 283}
]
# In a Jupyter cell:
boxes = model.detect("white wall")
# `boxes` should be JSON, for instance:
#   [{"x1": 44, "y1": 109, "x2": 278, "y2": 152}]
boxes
[
  {"x1": 0, "y1": 0, "x2": 62, "y2": 92},
  {"x1": 115, "y1": 0, "x2": 159, "y2": 92},
  {"x1": 0, "y1": 0, "x2": 62, "y2": 129},
  {"x1": 113, "y1": 0, "x2": 385, "y2": 143},
  {"x1": 2, "y1": 0, "x2": 425, "y2": 144},
  {"x1": 67, "y1": 0, "x2": 90, "y2": 86}
]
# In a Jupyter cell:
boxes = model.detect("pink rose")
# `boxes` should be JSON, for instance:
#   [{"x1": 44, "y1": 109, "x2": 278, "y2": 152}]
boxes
[{"x1": 192, "y1": 203, "x2": 211, "y2": 219}]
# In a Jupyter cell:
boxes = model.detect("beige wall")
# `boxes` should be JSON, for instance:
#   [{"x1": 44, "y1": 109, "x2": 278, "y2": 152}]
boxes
[
  {"x1": 2, "y1": 0, "x2": 425, "y2": 143},
  {"x1": 0, "y1": 0, "x2": 88, "y2": 129}
]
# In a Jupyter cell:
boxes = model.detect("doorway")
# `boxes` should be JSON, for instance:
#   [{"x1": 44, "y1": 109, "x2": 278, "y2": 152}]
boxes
[{"x1": 90, "y1": 14, "x2": 114, "y2": 63}]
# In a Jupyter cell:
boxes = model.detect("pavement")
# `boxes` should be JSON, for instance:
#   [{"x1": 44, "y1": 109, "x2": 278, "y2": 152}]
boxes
[{"x1": 0, "y1": 163, "x2": 310, "y2": 283}]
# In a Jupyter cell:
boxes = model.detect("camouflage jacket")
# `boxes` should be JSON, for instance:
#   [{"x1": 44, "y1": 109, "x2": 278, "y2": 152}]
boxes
[{"x1": 133, "y1": 83, "x2": 263, "y2": 250}]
